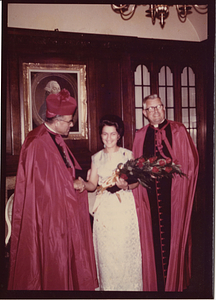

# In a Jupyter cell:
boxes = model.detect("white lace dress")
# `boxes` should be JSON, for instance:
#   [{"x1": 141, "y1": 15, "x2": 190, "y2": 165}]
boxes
[{"x1": 92, "y1": 147, "x2": 143, "y2": 291}]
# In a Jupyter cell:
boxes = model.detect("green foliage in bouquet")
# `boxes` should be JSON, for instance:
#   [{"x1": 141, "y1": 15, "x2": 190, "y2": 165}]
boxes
[{"x1": 117, "y1": 156, "x2": 187, "y2": 189}]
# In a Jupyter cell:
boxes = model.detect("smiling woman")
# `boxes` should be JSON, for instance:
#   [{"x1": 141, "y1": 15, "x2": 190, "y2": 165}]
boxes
[
  {"x1": 74, "y1": 115, "x2": 144, "y2": 291},
  {"x1": 101, "y1": 126, "x2": 120, "y2": 150}
]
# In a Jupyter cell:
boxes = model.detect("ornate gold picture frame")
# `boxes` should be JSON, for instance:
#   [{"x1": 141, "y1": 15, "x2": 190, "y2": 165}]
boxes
[{"x1": 21, "y1": 63, "x2": 88, "y2": 142}]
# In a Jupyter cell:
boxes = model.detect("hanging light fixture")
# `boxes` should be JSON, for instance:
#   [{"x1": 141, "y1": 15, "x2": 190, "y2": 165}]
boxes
[{"x1": 111, "y1": 4, "x2": 208, "y2": 29}]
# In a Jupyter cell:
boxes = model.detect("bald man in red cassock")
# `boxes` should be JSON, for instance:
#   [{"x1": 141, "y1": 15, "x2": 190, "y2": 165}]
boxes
[
  {"x1": 8, "y1": 89, "x2": 98, "y2": 290},
  {"x1": 132, "y1": 94, "x2": 199, "y2": 292}
]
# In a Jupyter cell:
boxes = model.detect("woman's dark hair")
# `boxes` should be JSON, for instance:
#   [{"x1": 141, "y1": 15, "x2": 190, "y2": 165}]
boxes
[{"x1": 99, "y1": 114, "x2": 124, "y2": 146}]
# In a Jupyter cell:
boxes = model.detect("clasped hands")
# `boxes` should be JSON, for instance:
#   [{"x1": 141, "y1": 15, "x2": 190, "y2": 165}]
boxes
[
  {"x1": 74, "y1": 176, "x2": 129, "y2": 193},
  {"x1": 73, "y1": 178, "x2": 86, "y2": 193}
]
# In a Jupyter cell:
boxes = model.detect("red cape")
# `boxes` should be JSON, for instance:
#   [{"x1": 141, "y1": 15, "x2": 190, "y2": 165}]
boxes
[
  {"x1": 8, "y1": 124, "x2": 98, "y2": 290},
  {"x1": 132, "y1": 121, "x2": 199, "y2": 291}
]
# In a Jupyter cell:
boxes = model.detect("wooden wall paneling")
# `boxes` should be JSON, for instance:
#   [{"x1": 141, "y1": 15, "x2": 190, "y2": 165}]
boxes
[
  {"x1": 106, "y1": 58, "x2": 122, "y2": 117},
  {"x1": 6, "y1": 59, "x2": 12, "y2": 154},
  {"x1": 173, "y1": 64, "x2": 182, "y2": 123},
  {"x1": 93, "y1": 55, "x2": 122, "y2": 152},
  {"x1": 203, "y1": 6, "x2": 214, "y2": 292},
  {"x1": 86, "y1": 58, "x2": 98, "y2": 154},
  {"x1": 150, "y1": 62, "x2": 159, "y2": 95},
  {"x1": 121, "y1": 52, "x2": 135, "y2": 150},
  {"x1": 194, "y1": 62, "x2": 206, "y2": 181},
  {"x1": 197, "y1": 40, "x2": 213, "y2": 292},
  {"x1": 93, "y1": 58, "x2": 107, "y2": 151},
  {"x1": 97, "y1": 58, "x2": 121, "y2": 118},
  {"x1": 189, "y1": 55, "x2": 208, "y2": 293},
  {"x1": 8, "y1": 54, "x2": 21, "y2": 155},
  {"x1": 65, "y1": 139, "x2": 91, "y2": 172},
  {"x1": 6, "y1": 154, "x2": 19, "y2": 177}
]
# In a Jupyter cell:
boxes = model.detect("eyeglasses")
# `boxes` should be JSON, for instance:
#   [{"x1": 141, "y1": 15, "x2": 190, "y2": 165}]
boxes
[
  {"x1": 145, "y1": 104, "x2": 164, "y2": 112},
  {"x1": 59, "y1": 119, "x2": 73, "y2": 124}
]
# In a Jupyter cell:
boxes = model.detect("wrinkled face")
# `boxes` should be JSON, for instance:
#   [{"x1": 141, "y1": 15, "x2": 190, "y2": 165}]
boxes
[
  {"x1": 101, "y1": 125, "x2": 120, "y2": 149},
  {"x1": 55, "y1": 115, "x2": 73, "y2": 136},
  {"x1": 143, "y1": 98, "x2": 165, "y2": 126},
  {"x1": 51, "y1": 82, "x2": 61, "y2": 94}
]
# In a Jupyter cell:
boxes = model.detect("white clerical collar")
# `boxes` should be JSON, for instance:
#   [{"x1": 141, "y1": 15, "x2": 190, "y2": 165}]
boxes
[
  {"x1": 44, "y1": 122, "x2": 58, "y2": 134},
  {"x1": 152, "y1": 119, "x2": 165, "y2": 128}
]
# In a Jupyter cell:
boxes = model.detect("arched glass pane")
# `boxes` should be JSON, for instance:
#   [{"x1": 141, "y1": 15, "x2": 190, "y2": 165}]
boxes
[
  {"x1": 158, "y1": 66, "x2": 174, "y2": 121},
  {"x1": 143, "y1": 65, "x2": 150, "y2": 85},
  {"x1": 159, "y1": 66, "x2": 165, "y2": 85},
  {"x1": 181, "y1": 87, "x2": 188, "y2": 107},
  {"x1": 135, "y1": 86, "x2": 142, "y2": 107},
  {"x1": 134, "y1": 65, "x2": 142, "y2": 85},
  {"x1": 181, "y1": 67, "x2": 197, "y2": 146},
  {"x1": 134, "y1": 64, "x2": 150, "y2": 131},
  {"x1": 159, "y1": 87, "x2": 166, "y2": 102},
  {"x1": 181, "y1": 68, "x2": 187, "y2": 86},
  {"x1": 167, "y1": 87, "x2": 174, "y2": 106},
  {"x1": 189, "y1": 87, "x2": 196, "y2": 106},
  {"x1": 143, "y1": 86, "x2": 151, "y2": 100},
  {"x1": 167, "y1": 109, "x2": 174, "y2": 121},
  {"x1": 188, "y1": 67, "x2": 195, "y2": 86},
  {"x1": 190, "y1": 108, "x2": 197, "y2": 127},
  {"x1": 182, "y1": 109, "x2": 189, "y2": 127},
  {"x1": 166, "y1": 67, "x2": 173, "y2": 86}
]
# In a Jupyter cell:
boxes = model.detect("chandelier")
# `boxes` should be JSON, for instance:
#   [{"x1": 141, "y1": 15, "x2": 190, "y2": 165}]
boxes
[{"x1": 111, "y1": 4, "x2": 208, "y2": 29}]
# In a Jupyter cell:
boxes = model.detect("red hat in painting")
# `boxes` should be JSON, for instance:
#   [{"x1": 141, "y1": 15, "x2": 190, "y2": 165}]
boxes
[{"x1": 46, "y1": 89, "x2": 77, "y2": 118}]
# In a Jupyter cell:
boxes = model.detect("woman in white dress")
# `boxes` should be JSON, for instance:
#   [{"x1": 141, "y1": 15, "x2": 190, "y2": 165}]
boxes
[{"x1": 78, "y1": 115, "x2": 143, "y2": 291}]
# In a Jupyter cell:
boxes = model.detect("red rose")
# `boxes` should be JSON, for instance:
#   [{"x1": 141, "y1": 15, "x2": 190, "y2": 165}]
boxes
[
  {"x1": 165, "y1": 167, "x2": 172, "y2": 173},
  {"x1": 137, "y1": 162, "x2": 142, "y2": 168},
  {"x1": 139, "y1": 157, "x2": 145, "y2": 163},
  {"x1": 149, "y1": 156, "x2": 157, "y2": 163},
  {"x1": 158, "y1": 159, "x2": 166, "y2": 166},
  {"x1": 152, "y1": 166, "x2": 159, "y2": 173},
  {"x1": 165, "y1": 158, "x2": 172, "y2": 164},
  {"x1": 120, "y1": 173, "x2": 128, "y2": 180},
  {"x1": 136, "y1": 157, "x2": 145, "y2": 168}
]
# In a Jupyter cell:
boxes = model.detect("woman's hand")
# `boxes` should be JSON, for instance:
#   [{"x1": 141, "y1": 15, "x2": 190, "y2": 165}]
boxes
[
  {"x1": 115, "y1": 176, "x2": 129, "y2": 190},
  {"x1": 115, "y1": 176, "x2": 140, "y2": 191}
]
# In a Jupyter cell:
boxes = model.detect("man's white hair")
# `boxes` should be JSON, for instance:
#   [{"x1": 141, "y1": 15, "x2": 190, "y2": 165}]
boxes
[
  {"x1": 143, "y1": 94, "x2": 161, "y2": 109},
  {"x1": 44, "y1": 81, "x2": 60, "y2": 93}
]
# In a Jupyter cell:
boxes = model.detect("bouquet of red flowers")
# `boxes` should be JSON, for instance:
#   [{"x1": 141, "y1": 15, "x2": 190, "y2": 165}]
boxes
[
  {"x1": 116, "y1": 156, "x2": 186, "y2": 188},
  {"x1": 97, "y1": 156, "x2": 186, "y2": 195}
]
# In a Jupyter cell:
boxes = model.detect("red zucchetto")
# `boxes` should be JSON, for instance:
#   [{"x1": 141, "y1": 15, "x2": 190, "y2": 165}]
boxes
[{"x1": 46, "y1": 88, "x2": 77, "y2": 118}]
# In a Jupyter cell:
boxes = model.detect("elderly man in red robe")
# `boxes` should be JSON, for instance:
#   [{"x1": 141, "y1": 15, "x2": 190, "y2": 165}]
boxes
[
  {"x1": 132, "y1": 94, "x2": 199, "y2": 292},
  {"x1": 8, "y1": 89, "x2": 98, "y2": 290}
]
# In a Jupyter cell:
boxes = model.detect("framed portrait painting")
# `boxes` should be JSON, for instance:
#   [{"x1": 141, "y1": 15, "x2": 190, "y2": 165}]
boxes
[{"x1": 21, "y1": 62, "x2": 88, "y2": 143}]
